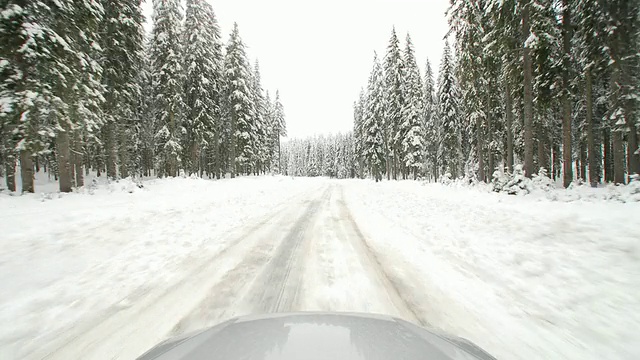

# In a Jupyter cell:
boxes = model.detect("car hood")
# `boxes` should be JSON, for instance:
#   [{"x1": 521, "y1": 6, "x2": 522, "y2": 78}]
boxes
[{"x1": 137, "y1": 312, "x2": 495, "y2": 360}]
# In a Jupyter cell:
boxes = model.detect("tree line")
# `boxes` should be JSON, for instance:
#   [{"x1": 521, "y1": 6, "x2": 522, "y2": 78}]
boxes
[
  {"x1": 352, "y1": 0, "x2": 639, "y2": 186},
  {"x1": 281, "y1": 133, "x2": 356, "y2": 179},
  {"x1": 0, "y1": 0, "x2": 286, "y2": 193}
]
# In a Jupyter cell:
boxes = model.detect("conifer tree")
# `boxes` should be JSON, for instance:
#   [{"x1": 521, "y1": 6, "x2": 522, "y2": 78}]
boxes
[
  {"x1": 401, "y1": 34, "x2": 425, "y2": 179},
  {"x1": 183, "y1": 0, "x2": 221, "y2": 176},
  {"x1": 362, "y1": 53, "x2": 386, "y2": 181},
  {"x1": 224, "y1": 23, "x2": 255, "y2": 177},
  {"x1": 383, "y1": 28, "x2": 405, "y2": 179},
  {"x1": 151, "y1": 0, "x2": 184, "y2": 177},
  {"x1": 437, "y1": 41, "x2": 462, "y2": 178}
]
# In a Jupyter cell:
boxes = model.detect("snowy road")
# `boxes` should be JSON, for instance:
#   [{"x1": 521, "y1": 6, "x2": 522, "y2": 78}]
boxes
[
  {"x1": 4, "y1": 179, "x2": 420, "y2": 360},
  {"x1": 2, "y1": 176, "x2": 638, "y2": 360},
  {"x1": 172, "y1": 183, "x2": 419, "y2": 336}
]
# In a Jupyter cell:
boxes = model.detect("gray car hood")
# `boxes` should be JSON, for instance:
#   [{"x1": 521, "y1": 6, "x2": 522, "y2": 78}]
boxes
[{"x1": 137, "y1": 312, "x2": 496, "y2": 360}]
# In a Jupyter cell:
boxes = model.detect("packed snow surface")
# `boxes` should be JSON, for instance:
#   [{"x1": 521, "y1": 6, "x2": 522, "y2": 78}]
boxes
[{"x1": 0, "y1": 175, "x2": 638, "y2": 359}]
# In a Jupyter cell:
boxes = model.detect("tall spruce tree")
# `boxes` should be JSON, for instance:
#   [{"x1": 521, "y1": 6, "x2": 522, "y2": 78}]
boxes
[
  {"x1": 437, "y1": 41, "x2": 462, "y2": 178},
  {"x1": 353, "y1": 88, "x2": 365, "y2": 178},
  {"x1": 272, "y1": 90, "x2": 286, "y2": 173},
  {"x1": 183, "y1": 0, "x2": 221, "y2": 176},
  {"x1": 400, "y1": 34, "x2": 425, "y2": 179},
  {"x1": 224, "y1": 23, "x2": 254, "y2": 177},
  {"x1": 151, "y1": 0, "x2": 184, "y2": 177},
  {"x1": 102, "y1": 0, "x2": 145, "y2": 179},
  {"x1": 422, "y1": 58, "x2": 439, "y2": 180},
  {"x1": 383, "y1": 28, "x2": 405, "y2": 180},
  {"x1": 251, "y1": 61, "x2": 269, "y2": 174},
  {"x1": 362, "y1": 53, "x2": 386, "y2": 181}
]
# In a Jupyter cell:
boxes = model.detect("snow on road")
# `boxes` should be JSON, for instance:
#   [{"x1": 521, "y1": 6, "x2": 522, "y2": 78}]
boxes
[
  {"x1": 344, "y1": 180, "x2": 640, "y2": 360},
  {"x1": 0, "y1": 176, "x2": 325, "y2": 359},
  {"x1": 1, "y1": 176, "x2": 638, "y2": 360}
]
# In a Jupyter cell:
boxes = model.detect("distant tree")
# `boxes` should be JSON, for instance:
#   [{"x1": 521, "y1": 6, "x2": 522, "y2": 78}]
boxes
[
  {"x1": 353, "y1": 88, "x2": 365, "y2": 178},
  {"x1": 272, "y1": 90, "x2": 287, "y2": 173}
]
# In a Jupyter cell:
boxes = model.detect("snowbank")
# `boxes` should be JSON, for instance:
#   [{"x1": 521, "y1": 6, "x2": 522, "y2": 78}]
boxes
[{"x1": 343, "y1": 180, "x2": 640, "y2": 360}]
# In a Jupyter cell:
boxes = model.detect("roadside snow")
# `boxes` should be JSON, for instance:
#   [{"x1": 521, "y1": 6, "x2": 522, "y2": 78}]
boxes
[
  {"x1": 343, "y1": 180, "x2": 640, "y2": 360},
  {"x1": 0, "y1": 174, "x2": 323, "y2": 359}
]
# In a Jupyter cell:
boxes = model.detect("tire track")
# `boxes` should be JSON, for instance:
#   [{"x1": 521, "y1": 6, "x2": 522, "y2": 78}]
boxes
[
  {"x1": 335, "y1": 185, "x2": 428, "y2": 327},
  {"x1": 246, "y1": 186, "x2": 332, "y2": 313}
]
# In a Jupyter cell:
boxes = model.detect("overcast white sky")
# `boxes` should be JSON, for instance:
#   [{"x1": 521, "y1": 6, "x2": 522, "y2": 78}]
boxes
[{"x1": 143, "y1": 0, "x2": 450, "y2": 138}]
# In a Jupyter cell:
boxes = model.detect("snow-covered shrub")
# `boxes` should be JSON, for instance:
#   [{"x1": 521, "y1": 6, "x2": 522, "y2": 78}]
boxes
[
  {"x1": 491, "y1": 165, "x2": 532, "y2": 195},
  {"x1": 623, "y1": 174, "x2": 640, "y2": 202},
  {"x1": 439, "y1": 172, "x2": 453, "y2": 185},
  {"x1": 491, "y1": 168, "x2": 510, "y2": 193},
  {"x1": 504, "y1": 165, "x2": 531, "y2": 195},
  {"x1": 531, "y1": 168, "x2": 554, "y2": 192}
]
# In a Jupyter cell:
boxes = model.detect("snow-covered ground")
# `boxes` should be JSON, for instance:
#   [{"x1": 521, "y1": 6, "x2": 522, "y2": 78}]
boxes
[
  {"x1": 344, "y1": 180, "x2": 640, "y2": 360},
  {"x1": 0, "y1": 174, "x2": 326, "y2": 359},
  {"x1": 1, "y1": 175, "x2": 638, "y2": 359}
]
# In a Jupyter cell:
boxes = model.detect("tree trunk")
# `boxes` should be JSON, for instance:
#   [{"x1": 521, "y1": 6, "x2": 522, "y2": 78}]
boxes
[
  {"x1": 5, "y1": 158, "x2": 16, "y2": 192},
  {"x1": 625, "y1": 113, "x2": 640, "y2": 177},
  {"x1": 477, "y1": 116, "x2": 485, "y2": 182},
  {"x1": 505, "y1": 79, "x2": 514, "y2": 172},
  {"x1": 190, "y1": 142, "x2": 198, "y2": 176},
  {"x1": 603, "y1": 128, "x2": 613, "y2": 182},
  {"x1": 20, "y1": 150, "x2": 34, "y2": 193},
  {"x1": 56, "y1": 127, "x2": 73, "y2": 193},
  {"x1": 561, "y1": 0, "x2": 573, "y2": 188},
  {"x1": 585, "y1": 68, "x2": 597, "y2": 186},
  {"x1": 522, "y1": 4, "x2": 534, "y2": 178},
  {"x1": 612, "y1": 129, "x2": 625, "y2": 184},
  {"x1": 537, "y1": 124, "x2": 547, "y2": 173},
  {"x1": 69, "y1": 138, "x2": 76, "y2": 187},
  {"x1": 553, "y1": 142, "x2": 561, "y2": 180},
  {"x1": 579, "y1": 139, "x2": 587, "y2": 181},
  {"x1": 230, "y1": 113, "x2": 237, "y2": 179},
  {"x1": 74, "y1": 132, "x2": 84, "y2": 188},
  {"x1": 119, "y1": 125, "x2": 130, "y2": 179},
  {"x1": 104, "y1": 121, "x2": 118, "y2": 179},
  {"x1": 487, "y1": 99, "x2": 494, "y2": 181}
]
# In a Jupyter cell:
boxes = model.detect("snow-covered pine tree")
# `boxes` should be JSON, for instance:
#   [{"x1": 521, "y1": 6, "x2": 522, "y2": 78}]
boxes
[
  {"x1": 600, "y1": 0, "x2": 640, "y2": 182},
  {"x1": 0, "y1": 1, "x2": 104, "y2": 192},
  {"x1": 263, "y1": 90, "x2": 276, "y2": 172},
  {"x1": 47, "y1": 1, "x2": 105, "y2": 192},
  {"x1": 0, "y1": 1, "x2": 47, "y2": 192},
  {"x1": 383, "y1": 28, "x2": 405, "y2": 180},
  {"x1": 251, "y1": 61, "x2": 269, "y2": 174},
  {"x1": 101, "y1": 0, "x2": 145, "y2": 180},
  {"x1": 183, "y1": 0, "x2": 221, "y2": 176},
  {"x1": 224, "y1": 23, "x2": 255, "y2": 177},
  {"x1": 151, "y1": 0, "x2": 184, "y2": 177},
  {"x1": 353, "y1": 88, "x2": 365, "y2": 178},
  {"x1": 575, "y1": 0, "x2": 606, "y2": 186},
  {"x1": 137, "y1": 38, "x2": 156, "y2": 177},
  {"x1": 422, "y1": 58, "x2": 439, "y2": 181},
  {"x1": 437, "y1": 40, "x2": 462, "y2": 179},
  {"x1": 272, "y1": 90, "x2": 287, "y2": 173},
  {"x1": 400, "y1": 34, "x2": 425, "y2": 179},
  {"x1": 362, "y1": 53, "x2": 386, "y2": 182}
]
